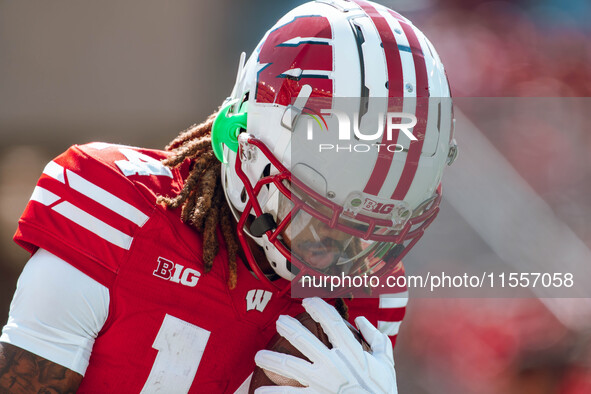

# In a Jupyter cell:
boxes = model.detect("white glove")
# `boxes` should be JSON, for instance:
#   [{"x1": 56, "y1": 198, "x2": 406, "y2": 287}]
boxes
[{"x1": 254, "y1": 297, "x2": 397, "y2": 393}]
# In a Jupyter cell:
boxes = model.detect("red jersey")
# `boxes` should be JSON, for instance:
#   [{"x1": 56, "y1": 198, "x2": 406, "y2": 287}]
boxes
[{"x1": 14, "y1": 143, "x2": 406, "y2": 393}]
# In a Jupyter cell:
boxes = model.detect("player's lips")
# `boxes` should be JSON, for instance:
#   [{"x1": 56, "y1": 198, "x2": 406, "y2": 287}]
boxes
[{"x1": 294, "y1": 241, "x2": 343, "y2": 269}]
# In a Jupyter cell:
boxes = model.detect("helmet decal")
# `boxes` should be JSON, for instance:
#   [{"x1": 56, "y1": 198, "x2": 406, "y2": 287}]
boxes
[{"x1": 256, "y1": 15, "x2": 334, "y2": 108}]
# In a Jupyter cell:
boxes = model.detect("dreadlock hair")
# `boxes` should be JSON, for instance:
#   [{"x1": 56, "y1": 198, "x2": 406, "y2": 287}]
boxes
[
  {"x1": 334, "y1": 298, "x2": 350, "y2": 321},
  {"x1": 157, "y1": 110, "x2": 240, "y2": 289}
]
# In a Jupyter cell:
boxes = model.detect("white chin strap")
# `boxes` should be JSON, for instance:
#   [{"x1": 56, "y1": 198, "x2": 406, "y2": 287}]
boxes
[{"x1": 260, "y1": 234, "x2": 296, "y2": 281}]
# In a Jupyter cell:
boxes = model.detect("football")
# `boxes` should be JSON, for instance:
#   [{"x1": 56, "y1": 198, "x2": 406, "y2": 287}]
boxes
[{"x1": 249, "y1": 312, "x2": 370, "y2": 392}]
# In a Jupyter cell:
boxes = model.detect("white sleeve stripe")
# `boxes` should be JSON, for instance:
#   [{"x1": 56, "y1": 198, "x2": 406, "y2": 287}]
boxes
[
  {"x1": 52, "y1": 201, "x2": 133, "y2": 250},
  {"x1": 43, "y1": 161, "x2": 66, "y2": 184},
  {"x1": 377, "y1": 321, "x2": 402, "y2": 336},
  {"x1": 66, "y1": 169, "x2": 149, "y2": 227},
  {"x1": 30, "y1": 186, "x2": 60, "y2": 206},
  {"x1": 379, "y1": 291, "x2": 409, "y2": 309},
  {"x1": 85, "y1": 142, "x2": 111, "y2": 150},
  {"x1": 40, "y1": 161, "x2": 149, "y2": 227}
]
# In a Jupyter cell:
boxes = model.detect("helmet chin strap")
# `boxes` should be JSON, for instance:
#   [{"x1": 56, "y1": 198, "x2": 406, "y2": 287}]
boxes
[
  {"x1": 260, "y1": 234, "x2": 296, "y2": 281},
  {"x1": 223, "y1": 185, "x2": 296, "y2": 282}
]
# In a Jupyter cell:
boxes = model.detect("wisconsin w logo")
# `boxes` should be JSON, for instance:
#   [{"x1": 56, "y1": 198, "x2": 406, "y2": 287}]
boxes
[
  {"x1": 245, "y1": 289, "x2": 273, "y2": 312},
  {"x1": 256, "y1": 15, "x2": 334, "y2": 107}
]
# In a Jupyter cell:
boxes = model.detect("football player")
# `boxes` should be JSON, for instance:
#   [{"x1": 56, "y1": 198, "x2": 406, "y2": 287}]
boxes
[{"x1": 0, "y1": 0, "x2": 455, "y2": 392}]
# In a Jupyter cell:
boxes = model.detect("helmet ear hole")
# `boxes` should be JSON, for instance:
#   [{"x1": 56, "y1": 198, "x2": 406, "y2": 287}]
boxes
[{"x1": 240, "y1": 188, "x2": 247, "y2": 203}]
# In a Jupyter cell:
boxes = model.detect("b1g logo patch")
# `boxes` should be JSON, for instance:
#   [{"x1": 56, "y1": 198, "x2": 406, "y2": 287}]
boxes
[
  {"x1": 346, "y1": 194, "x2": 411, "y2": 226},
  {"x1": 361, "y1": 198, "x2": 396, "y2": 214},
  {"x1": 153, "y1": 257, "x2": 201, "y2": 288},
  {"x1": 256, "y1": 15, "x2": 334, "y2": 107}
]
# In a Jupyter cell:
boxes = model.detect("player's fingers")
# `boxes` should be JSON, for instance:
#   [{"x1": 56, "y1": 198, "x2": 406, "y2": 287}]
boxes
[
  {"x1": 302, "y1": 298, "x2": 362, "y2": 355},
  {"x1": 355, "y1": 316, "x2": 394, "y2": 365},
  {"x1": 275, "y1": 314, "x2": 330, "y2": 363},
  {"x1": 255, "y1": 350, "x2": 314, "y2": 386},
  {"x1": 354, "y1": 316, "x2": 380, "y2": 347}
]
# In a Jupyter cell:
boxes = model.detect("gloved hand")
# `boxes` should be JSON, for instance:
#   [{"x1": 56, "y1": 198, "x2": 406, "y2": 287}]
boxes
[{"x1": 254, "y1": 297, "x2": 398, "y2": 393}]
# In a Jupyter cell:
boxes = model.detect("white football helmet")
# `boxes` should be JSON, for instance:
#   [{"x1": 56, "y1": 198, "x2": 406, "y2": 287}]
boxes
[{"x1": 212, "y1": 0, "x2": 456, "y2": 295}]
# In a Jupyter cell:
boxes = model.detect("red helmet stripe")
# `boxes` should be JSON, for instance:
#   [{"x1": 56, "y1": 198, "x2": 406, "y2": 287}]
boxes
[
  {"x1": 390, "y1": 14, "x2": 430, "y2": 200},
  {"x1": 352, "y1": 0, "x2": 405, "y2": 196}
]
